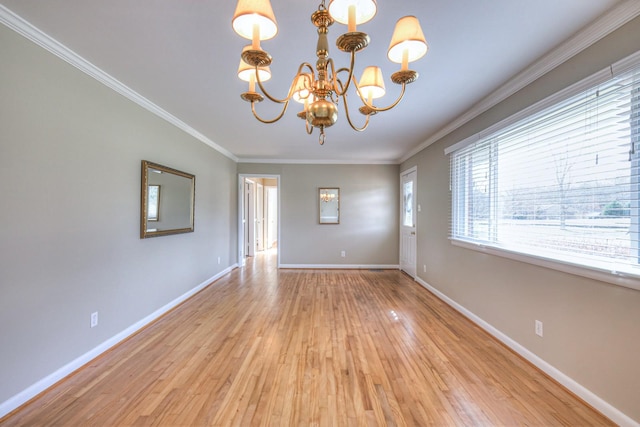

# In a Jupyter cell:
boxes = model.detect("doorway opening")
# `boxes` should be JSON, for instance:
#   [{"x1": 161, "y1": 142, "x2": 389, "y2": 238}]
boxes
[{"x1": 238, "y1": 174, "x2": 280, "y2": 268}]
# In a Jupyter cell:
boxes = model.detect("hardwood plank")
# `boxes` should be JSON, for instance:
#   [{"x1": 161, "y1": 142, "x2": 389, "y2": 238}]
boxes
[{"x1": 1, "y1": 251, "x2": 614, "y2": 426}]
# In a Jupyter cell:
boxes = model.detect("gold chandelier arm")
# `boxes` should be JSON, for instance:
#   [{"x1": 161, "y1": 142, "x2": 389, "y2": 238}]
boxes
[
  {"x1": 250, "y1": 99, "x2": 291, "y2": 124},
  {"x1": 329, "y1": 51, "x2": 357, "y2": 97},
  {"x1": 305, "y1": 119, "x2": 314, "y2": 134},
  {"x1": 255, "y1": 62, "x2": 316, "y2": 104},
  {"x1": 353, "y1": 76, "x2": 408, "y2": 113},
  {"x1": 341, "y1": 92, "x2": 371, "y2": 132}
]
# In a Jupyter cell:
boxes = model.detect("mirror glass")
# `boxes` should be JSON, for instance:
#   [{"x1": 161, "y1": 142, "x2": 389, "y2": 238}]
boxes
[
  {"x1": 319, "y1": 188, "x2": 340, "y2": 224},
  {"x1": 141, "y1": 160, "x2": 195, "y2": 238}
]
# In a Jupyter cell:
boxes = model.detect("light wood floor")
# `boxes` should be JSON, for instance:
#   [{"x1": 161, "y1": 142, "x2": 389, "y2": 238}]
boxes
[{"x1": 2, "y1": 250, "x2": 612, "y2": 426}]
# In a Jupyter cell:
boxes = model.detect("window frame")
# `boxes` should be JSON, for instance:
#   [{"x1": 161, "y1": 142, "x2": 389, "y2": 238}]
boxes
[{"x1": 446, "y1": 50, "x2": 640, "y2": 292}]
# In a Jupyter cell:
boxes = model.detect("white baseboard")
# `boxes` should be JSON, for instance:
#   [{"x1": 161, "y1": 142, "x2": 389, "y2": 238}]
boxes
[
  {"x1": 0, "y1": 265, "x2": 237, "y2": 419},
  {"x1": 414, "y1": 277, "x2": 639, "y2": 427},
  {"x1": 279, "y1": 264, "x2": 400, "y2": 270}
]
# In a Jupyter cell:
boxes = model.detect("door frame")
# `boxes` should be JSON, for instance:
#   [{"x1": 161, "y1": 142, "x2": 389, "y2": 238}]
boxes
[{"x1": 238, "y1": 174, "x2": 281, "y2": 267}]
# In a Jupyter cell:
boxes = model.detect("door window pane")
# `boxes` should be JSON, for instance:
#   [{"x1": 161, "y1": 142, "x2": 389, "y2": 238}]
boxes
[{"x1": 403, "y1": 180, "x2": 413, "y2": 227}]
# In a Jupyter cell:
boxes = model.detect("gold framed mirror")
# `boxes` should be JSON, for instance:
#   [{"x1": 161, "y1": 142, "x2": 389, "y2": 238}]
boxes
[
  {"x1": 141, "y1": 160, "x2": 195, "y2": 238},
  {"x1": 319, "y1": 188, "x2": 340, "y2": 224}
]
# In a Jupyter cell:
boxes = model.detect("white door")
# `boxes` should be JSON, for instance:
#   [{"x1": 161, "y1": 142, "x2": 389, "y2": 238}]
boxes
[
  {"x1": 266, "y1": 186, "x2": 278, "y2": 249},
  {"x1": 245, "y1": 180, "x2": 255, "y2": 257},
  {"x1": 400, "y1": 167, "x2": 417, "y2": 278},
  {"x1": 256, "y1": 183, "x2": 264, "y2": 251}
]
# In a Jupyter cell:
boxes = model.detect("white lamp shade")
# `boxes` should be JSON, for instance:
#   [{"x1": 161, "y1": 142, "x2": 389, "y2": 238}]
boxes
[
  {"x1": 292, "y1": 74, "x2": 313, "y2": 103},
  {"x1": 232, "y1": 0, "x2": 278, "y2": 41},
  {"x1": 328, "y1": 0, "x2": 377, "y2": 26},
  {"x1": 387, "y1": 16, "x2": 428, "y2": 64},
  {"x1": 358, "y1": 66, "x2": 385, "y2": 99},
  {"x1": 237, "y1": 56, "x2": 271, "y2": 82}
]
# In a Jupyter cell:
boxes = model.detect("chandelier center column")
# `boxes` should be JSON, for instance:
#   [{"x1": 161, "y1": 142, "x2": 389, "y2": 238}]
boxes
[
  {"x1": 305, "y1": 6, "x2": 338, "y2": 142},
  {"x1": 311, "y1": 8, "x2": 333, "y2": 100}
]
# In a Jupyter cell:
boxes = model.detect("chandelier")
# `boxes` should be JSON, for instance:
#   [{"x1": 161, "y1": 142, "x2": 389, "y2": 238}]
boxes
[
  {"x1": 319, "y1": 190, "x2": 337, "y2": 203},
  {"x1": 231, "y1": 0, "x2": 428, "y2": 145}
]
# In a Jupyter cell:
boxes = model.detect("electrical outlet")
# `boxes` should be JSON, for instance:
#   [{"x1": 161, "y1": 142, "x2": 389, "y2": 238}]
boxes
[
  {"x1": 535, "y1": 320, "x2": 543, "y2": 337},
  {"x1": 91, "y1": 312, "x2": 99, "y2": 328},
  {"x1": 217, "y1": 256, "x2": 221, "y2": 264},
  {"x1": 341, "y1": 250, "x2": 346, "y2": 258},
  {"x1": 423, "y1": 264, "x2": 427, "y2": 273}
]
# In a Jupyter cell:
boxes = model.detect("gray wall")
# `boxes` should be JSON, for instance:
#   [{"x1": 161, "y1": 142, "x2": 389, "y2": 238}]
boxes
[
  {"x1": 238, "y1": 163, "x2": 400, "y2": 266},
  {"x1": 0, "y1": 24, "x2": 237, "y2": 404},
  {"x1": 402, "y1": 16, "x2": 640, "y2": 422}
]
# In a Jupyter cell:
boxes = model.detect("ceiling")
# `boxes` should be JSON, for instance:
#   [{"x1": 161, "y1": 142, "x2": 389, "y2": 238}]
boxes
[{"x1": 0, "y1": 0, "x2": 631, "y2": 163}]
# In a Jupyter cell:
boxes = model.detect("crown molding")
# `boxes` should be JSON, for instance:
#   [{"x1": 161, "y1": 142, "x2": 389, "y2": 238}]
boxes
[
  {"x1": 399, "y1": 0, "x2": 640, "y2": 164},
  {"x1": 0, "y1": 5, "x2": 238, "y2": 163},
  {"x1": 237, "y1": 158, "x2": 399, "y2": 165}
]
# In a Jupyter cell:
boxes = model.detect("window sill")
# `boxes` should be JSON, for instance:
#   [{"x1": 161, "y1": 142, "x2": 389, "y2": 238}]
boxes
[{"x1": 450, "y1": 238, "x2": 640, "y2": 292}]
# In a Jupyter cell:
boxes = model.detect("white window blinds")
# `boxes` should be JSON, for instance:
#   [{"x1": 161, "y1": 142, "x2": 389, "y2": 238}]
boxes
[{"x1": 449, "y1": 58, "x2": 640, "y2": 279}]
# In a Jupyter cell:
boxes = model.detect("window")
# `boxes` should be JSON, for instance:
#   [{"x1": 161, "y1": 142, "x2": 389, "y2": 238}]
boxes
[
  {"x1": 147, "y1": 185, "x2": 160, "y2": 221},
  {"x1": 403, "y1": 180, "x2": 414, "y2": 227},
  {"x1": 448, "y1": 55, "x2": 640, "y2": 284}
]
